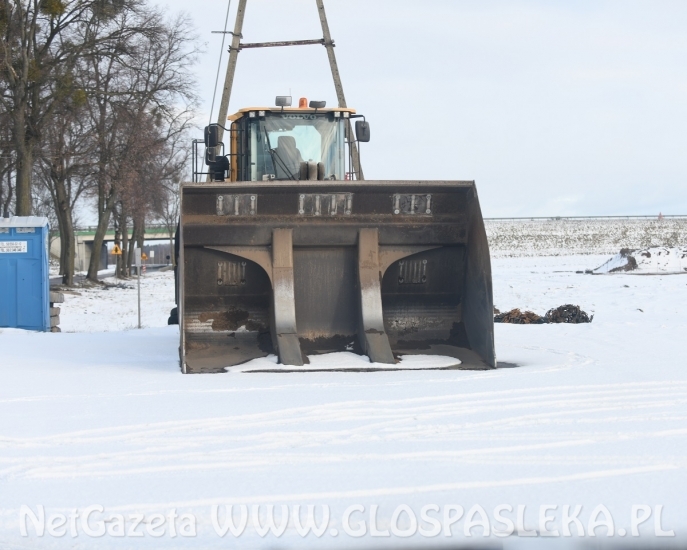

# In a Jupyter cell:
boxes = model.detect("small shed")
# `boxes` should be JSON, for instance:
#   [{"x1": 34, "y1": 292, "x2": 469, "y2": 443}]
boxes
[{"x1": 0, "y1": 216, "x2": 50, "y2": 331}]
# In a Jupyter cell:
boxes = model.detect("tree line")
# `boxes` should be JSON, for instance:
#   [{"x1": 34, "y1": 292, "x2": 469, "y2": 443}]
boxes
[{"x1": 0, "y1": 0, "x2": 198, "y2": 285}]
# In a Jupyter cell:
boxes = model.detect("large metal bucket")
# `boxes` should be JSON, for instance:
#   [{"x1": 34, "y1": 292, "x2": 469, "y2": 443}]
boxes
[{"x1": 179, "y1": 180, "x2": 495, "y2": 373}]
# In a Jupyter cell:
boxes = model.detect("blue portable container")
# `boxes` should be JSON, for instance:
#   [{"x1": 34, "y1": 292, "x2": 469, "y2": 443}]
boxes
[{"x1": 0, "y1": 217, "x2": 50, "y2": 331}]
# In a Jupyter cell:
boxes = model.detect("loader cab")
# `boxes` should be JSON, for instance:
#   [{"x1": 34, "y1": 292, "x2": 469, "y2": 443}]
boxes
[
  {"x1": 196, "y1": 97, "x2": 368, "y2": 182},
  {"x1": 231, "y1": 107, "x2": 348, "y2": 182}
]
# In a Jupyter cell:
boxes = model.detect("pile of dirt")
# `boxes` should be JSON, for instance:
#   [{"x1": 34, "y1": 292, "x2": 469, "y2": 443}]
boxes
[
  {"x1": 593, "y1": 246, "x2": 687, "y2": 274},
  {"x1": 494, "y1": 309, "x2": 546, "y2": 324},
  {"x1": 545, "y1": 304, "x2": 593, "y2": 323},
  {"x1": 495, "y1": 305, "x2": 593, "y2": 324}
]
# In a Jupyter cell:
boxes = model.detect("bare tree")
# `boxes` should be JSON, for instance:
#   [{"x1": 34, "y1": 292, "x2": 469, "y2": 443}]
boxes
[
  {"x1": 0, "y1": 0, "x2": 197, "y2": 283},
  {"x1": 83, "y1": 9, "x2": 198, "y2": 282},
  {"x1": 156, "y1": 183, "x2": 179, "y2": 267},
  {"x1": 0, "y1": 108, "x2": 13, "y2": 216},
  {"x1": 134, "y1": 105, "x2": 191, "y2": 272},
  {"x1": 0, "y1": 0, "x2": 133, "y2": 215},
  {"x1": 35, "y1": 89, "x2": 92, "y2": 285},
  {"x1": 31, "y1": 179, "x2": 58, "y2": 247},
  {"x1": 111, "y1": 103, "x2": 191, "y2": 277}
]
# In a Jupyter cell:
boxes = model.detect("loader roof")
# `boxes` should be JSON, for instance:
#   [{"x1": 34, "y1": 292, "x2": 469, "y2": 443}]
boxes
[{"x1": 228, "y1": 106, "x2": 356, "y2": 121}]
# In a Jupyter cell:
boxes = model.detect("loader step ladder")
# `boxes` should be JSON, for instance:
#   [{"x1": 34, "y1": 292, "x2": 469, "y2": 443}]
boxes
[{"x1": 212, "y1": 0, "x2": 363, "y2": 180}]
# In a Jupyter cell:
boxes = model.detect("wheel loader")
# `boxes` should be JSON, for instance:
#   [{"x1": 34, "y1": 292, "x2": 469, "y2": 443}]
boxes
[{"x1": 177, "y1": 97, "x2": 496, "y2": 373}]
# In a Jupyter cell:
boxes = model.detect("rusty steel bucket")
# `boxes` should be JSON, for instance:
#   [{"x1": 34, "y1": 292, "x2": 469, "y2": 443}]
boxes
[{"x1": 178, "y1": 180, "x2": 495, "y2": 373}]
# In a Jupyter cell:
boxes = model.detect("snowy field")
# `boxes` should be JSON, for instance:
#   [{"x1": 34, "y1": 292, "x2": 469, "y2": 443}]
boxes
[
  {"x1": 57, "y1": 270, "x2": 175, "y2": 333},
  {"x1": 1, "y1": 257, "x2": 686, "y2": 548}
]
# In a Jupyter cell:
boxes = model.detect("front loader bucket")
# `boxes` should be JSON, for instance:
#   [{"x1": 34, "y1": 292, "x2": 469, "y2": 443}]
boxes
[{"x1": 179, "y1": 181, "x2": 495, "y2": 373}]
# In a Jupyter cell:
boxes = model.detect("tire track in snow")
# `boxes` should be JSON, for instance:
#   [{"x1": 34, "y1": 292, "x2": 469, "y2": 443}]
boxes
[
  {"x1": 2, "y1": 404, "x2": 687, "y2": 480},
  {"x1": 2, "y1": 381, "x2": 684, "y2": 447},
  {"x1": 2, "y1": 377, "x2": 686, "y2": 483},
  {"x1": 85, "y1": 465, "x2": 681, "y2": 514}
]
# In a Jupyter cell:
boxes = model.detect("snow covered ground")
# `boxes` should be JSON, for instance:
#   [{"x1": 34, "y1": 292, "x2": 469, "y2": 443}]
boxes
[
  {"x1": 57, "y1": 270, "x2": 175, "y2": 332},
  {"x1": 1, "y1": 258, "x2": 686, "y2": 548}
]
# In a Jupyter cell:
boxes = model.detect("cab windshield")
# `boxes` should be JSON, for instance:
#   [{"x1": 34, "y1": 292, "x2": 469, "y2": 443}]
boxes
[{"x1": 248, "y1": 113, "x2": 345, "y2": 181}]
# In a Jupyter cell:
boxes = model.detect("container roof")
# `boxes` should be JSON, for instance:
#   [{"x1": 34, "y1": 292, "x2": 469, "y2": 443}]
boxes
[{"x1": 0, "y1": 216, "x2": 49, "y2": 227}]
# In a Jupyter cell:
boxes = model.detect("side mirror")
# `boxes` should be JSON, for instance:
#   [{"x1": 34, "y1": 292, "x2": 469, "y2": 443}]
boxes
[
  {"x1": 275, "y1": 96, "x2": 292, "y2": 107},
  {"x1": 355, "y1": 120, "x2": 370, "y2": 143},
  {"x1": 206, "y1": 147, "x2": 217, "y2": 163},
  {"x1": 204, "y1": 124, "x2": 219, "y2": 148}
]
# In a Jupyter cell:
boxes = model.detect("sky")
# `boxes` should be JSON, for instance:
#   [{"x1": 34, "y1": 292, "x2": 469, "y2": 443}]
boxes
[{"x1": 159, "y1": 0, "x2": 687, "y2": 217}]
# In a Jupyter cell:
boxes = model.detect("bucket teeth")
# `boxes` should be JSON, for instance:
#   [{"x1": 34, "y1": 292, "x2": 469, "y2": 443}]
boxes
[
  {"x1": 357, "y1": 228, "x2": 395, "y2": 364},
  {"x1": 271, "y1": 229, "x2": 304, "y2": 366}
]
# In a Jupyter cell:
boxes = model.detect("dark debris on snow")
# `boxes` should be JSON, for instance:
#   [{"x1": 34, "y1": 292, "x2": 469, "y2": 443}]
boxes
[{"x1": 494, "y1": 304, "x2": 593, "y2": 324}]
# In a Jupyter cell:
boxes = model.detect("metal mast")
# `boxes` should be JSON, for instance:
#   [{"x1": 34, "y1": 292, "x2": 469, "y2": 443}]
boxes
[
  {"x1": 212, "y1": 0, "x2": 364, "y2": 179},
  {"x1": 315, "y1": 0, "x2": 363, "y2": 180},
  {"x1": 215, "y1": 0, "x2": 248, "y2": 146}
]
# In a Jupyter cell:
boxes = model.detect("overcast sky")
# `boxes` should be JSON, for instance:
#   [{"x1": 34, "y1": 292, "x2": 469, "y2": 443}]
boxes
[{"x1": 161, "y1": 0, "x2": 687, "y2": 217}]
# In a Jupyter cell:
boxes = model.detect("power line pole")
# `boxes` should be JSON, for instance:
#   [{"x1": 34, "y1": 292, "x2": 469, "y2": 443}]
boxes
[
  {"x1": 215, "y1": 0, "x2": 248, "y2": 145},
  {"x1": 315, "y1": 0, "x2": 364, "y2": 180},
  {"x1": 212, "y1": 0, "x2": 364, "y2": 180}
]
